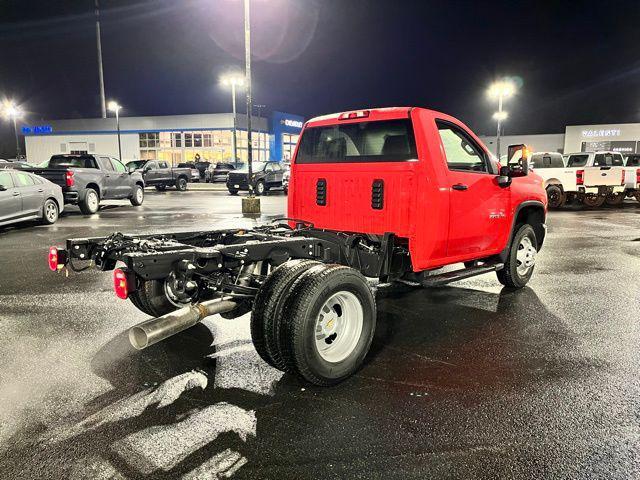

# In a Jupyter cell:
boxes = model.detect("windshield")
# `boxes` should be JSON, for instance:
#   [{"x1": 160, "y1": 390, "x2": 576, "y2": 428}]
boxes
[
  {"x1": 567, "y1": 154, "x2": 589, "y2": 167},
  {"x1": 48, "y1": 155, "x2": 97, "y2": 169},
  {"x1": 531, "y1": 153, "x2": 564, "y2": 168},
  {"x1": 236, "y1": 162, "x2": 266, "y2": 173},
  {"x1": 127, "y1": 160, "x2": 148, "y2": 169},
  {"x1": 295, "y1": 119, "x2": 417, "y2": 164}
]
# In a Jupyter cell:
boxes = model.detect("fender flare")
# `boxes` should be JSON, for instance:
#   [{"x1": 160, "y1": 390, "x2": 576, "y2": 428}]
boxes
[{"x1": 499, "y1": 200, "x2": 546, "y2": 262}]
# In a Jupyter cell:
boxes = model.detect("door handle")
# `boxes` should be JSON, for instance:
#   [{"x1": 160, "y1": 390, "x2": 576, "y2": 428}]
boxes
[
  {"x1": 452, "y1": 183, "x2": 468, "y2": 191},
  {"x1": 37, "y1": 189, "x2": 44, "y2": 193},
  {"x1": 12, "y1": 192, "x2": 20, "y2": 196}
]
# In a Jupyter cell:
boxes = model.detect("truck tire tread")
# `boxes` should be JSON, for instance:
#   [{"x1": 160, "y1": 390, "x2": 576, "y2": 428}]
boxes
[
  {"x1": 250, "y1": 259, "x2": 321, "y2": 371},
  {"x1": 279, "y1": 264, "x2": 376, "y2": 386}
]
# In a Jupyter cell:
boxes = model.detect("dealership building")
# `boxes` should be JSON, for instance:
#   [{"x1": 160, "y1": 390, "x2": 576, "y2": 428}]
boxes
[
  {"x1": 21, "y1": 110, "x2": 304, "y2": 165},
  {"x1": 481, "y1": 122, "x2": 640, "y2": 156}
]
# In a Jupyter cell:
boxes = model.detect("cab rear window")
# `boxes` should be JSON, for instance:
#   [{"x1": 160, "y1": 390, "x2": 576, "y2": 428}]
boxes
[{"x1": 295, "y1": 119, "x2": 417, "y2": 164}]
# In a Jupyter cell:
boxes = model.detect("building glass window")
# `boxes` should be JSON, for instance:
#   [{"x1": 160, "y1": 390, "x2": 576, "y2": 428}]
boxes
[
  {"x1": 184, "y1": 133, "x2": 193, "y2": 147},
  {"x1": 204, "y1": 133, "x2": 212, "y2": 147}
]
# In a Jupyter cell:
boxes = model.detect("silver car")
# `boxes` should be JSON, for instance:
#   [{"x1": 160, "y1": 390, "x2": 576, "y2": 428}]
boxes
[{"x1": 0, "y1": 170, "x2": 64, "y2": 226}]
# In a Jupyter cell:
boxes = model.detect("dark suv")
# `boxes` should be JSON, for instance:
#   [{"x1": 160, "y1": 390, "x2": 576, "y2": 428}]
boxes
[
  {"x1": 226, "y1": 161, "x2": 285, "y2": 195},
  {"x1": 205, "y1": 162, "x2": 236, "y2": 183}
]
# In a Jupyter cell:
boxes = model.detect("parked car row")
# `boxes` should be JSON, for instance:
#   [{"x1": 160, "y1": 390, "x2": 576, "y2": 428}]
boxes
[
  {"x1": 0, "y1": 169, "x2": 64, "y2": 227},
  {"x1": 527, "y1": 150, "x2": 640, "y2": 208},
  {"x1": 126, "y1": 160, "x2": 191, "y2": 191}
]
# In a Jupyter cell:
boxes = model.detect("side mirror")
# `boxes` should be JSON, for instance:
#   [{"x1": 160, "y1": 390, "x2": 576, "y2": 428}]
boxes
[
  {"x1": 497, "y1": 166, "x2": 512, "y2": 187},
  {"x1": 506, "y1": 144, "x2": 531, "y2": 177}
]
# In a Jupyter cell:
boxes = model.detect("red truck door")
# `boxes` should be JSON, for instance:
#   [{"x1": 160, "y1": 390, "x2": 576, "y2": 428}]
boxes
[{"x1": 435, "y1": 120, "x2": 509, "y2": 258}]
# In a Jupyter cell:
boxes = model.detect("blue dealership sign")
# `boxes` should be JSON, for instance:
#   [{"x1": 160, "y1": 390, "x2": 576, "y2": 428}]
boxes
[
  {"x1": 21, "y1": 125, "x2": 53, "y2": 135},
  {"x1": 270, "y1": 111, "x2": 304, "y2": 162}
]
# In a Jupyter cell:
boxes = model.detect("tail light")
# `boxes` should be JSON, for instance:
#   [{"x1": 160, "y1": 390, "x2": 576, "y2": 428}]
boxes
[
  {"x1": 113, "y1": 268, "x2": 129, "y2": 300},
  {"x1": 576, "y1": 169, "x2": 584, "y2": 186},
  {"x1": 48, "y1": 246, "x2": 59, "y2": 271},
  {"x1": 338, "y1": 110, "x2": 370, "y2": 120},
  {"x1": 65, "y1": 170, "x2": 75, "y2": 187},
  {"x1": 636, "y1": 169, "x2": 640, "y2": 184},
  {"x1": 622, "y1": 170, "x2": 626, "y2": 185}
]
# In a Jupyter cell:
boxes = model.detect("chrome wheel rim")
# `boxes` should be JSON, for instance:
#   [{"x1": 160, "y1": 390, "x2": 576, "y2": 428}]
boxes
[
  {"x1": 135, "y1": 187, "x2": 143, "y2": 203},
  {"x1": 87, "y1": 191, "x2": 98, "y2": 211},
  {"x1": 314, "y1": 291, "x2": 363, "y2": 363},
  {"x1": 256, "y1": 182, "x2": 264, "y2": 194},
  {"x1": 45, "y1": 202, "x2": 57, "y2": 222},
  {"x1": 516, "y1": 236, "x2": 536, "y2": 276}
]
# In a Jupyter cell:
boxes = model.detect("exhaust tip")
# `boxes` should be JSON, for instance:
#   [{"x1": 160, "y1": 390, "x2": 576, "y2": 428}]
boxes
[{"x1": 129, "y1": 326, "x2": 149, "y2": 350}]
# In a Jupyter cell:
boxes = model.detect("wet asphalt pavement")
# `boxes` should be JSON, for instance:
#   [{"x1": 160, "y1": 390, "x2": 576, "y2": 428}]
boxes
[{"x1": 1, "y1": 189, "x2": 640, "y2": 479}]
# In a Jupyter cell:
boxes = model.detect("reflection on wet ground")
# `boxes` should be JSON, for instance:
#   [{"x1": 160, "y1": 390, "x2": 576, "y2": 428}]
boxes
[{"x1": 1, "y1": 192, "x2": 640, "y2": 479}]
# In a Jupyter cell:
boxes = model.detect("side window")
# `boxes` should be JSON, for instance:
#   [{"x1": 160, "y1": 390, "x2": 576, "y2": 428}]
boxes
[
  {"x1": 111, "y1": 159, "x2": 127, "y2": 173},
  {"x1": 272, "y1": 163, "x2": 282, "y2": 172},
  {"x1": 15, "y1": 172, "x2": 35, "y2": 187},
  {"x1": 265, "y1": 163, "x2": 274, "y2": 172},
  {"x1": 612, "y1": 154, "x2": 624, "y2": 166},
  {"x1": 0, "y1": 171, "x2": 14, "y2": 188},
  {"x1": 158, "y1": 161, "x2": 168, "y2": 169},
  {"x1": 99, "y1": 157, "x2": 115, "y2": 171},
  {"x1": 147, "y1": 162, "x2": 157, "y2": 170},
  {"x1": 567, "y1": 155, "x2": 588, "y2": 167},
  {"x1": 436, "y1": 121, "x2": 487, "y2": 173}
]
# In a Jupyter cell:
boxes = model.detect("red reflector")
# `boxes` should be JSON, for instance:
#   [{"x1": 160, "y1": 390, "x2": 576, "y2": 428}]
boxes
[
  {"x1": 338, "y1": 110, "x2": 370, "y2": 120},
  {"x1": 576, "y1": 169, "x2": 584, "y2": 186},
  {"x1": 65, "y1": 170, "x2": 75, "y2": 187},
  {"x1": 622, "y1": 169, "x2": 626, "y2": 185},
  {"x1": 636, "y1": 168, "x2": 640, "y2": 184},
  {"x1": 48, "y1": 246, "x2": 59, "y2": 271},
  {"x1": 113, "y1": 268, "x2": 129, "y2": 300}
]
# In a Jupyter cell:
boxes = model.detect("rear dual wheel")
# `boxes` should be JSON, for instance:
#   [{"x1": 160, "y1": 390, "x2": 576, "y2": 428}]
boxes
[
  {"x1": 250, "y1": 261, "x2": 376, "y2": 386},
  {"x1": 605, "y1": 192, "x2": 625, "y2": 206},
  {"x1": 582, "y1": 194, "x2": 605, "y2": 208},
  {"x1": 546, "y1": 185, "x2": 566, "y2": 209}
]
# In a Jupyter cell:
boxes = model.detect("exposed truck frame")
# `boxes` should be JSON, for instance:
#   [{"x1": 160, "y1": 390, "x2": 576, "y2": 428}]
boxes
[{"x1": 49, "y1": 106, "x2": 547, "y2": 386}]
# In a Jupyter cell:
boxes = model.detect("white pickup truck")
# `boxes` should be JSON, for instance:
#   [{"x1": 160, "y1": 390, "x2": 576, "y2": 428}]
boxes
[{"x1": 532, "y1": 151, "x2": 626, "y2": 208}]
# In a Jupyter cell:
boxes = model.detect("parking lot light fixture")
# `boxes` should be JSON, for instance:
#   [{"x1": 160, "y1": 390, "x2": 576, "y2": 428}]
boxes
[
  {"x1": 108, "y1": 101, "x2": 123, "y2": 161},
  {"x1": 3, "y1": 101, "x2": 23, "y2": 159},
  {"x1": 487, "y1": 79, "x2": 516, "y2": 160},
  {"x1": 220, "y1": 74, "x2": 245, "y2": 168}
]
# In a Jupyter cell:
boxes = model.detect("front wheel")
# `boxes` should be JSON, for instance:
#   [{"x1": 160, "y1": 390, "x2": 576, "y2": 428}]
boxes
[
  {"x1": 175, "y1": 177, "x2": 188, "y2": 192},
  {"x1": 41, "y1": 199, "x2": 59, "y2": 225},
  {"x1": 79, "y1": 188, "x2": 100, "y2": 215},
  {"x1": 130, "y1": 185, "x2": 144, "y2": 206},
  {"x1": 546, "y1": 185, "x2": 566, "y2": 209},
  {"x1": 228, "y1": 188, "x2": 238, "y2": 195},
  {"x1": 497, "y1": 224, "x2": 537, "y2": 289},
  {"x1": 254, "y1": 180, "x2": 266, "y2": 196}
]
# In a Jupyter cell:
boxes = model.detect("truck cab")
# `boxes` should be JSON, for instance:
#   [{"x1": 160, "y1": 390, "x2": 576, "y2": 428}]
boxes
[{"x1": 288, "y1": 107, "x2": 547, "y2": 272}]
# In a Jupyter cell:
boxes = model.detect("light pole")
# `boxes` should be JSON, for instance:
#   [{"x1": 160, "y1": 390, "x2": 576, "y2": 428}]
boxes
[
  {"x1": 108, "y1": 101, "x2": 122, "y2": 161},
  {"x1": 487, "y1": 80, "x2": 516, "y2": 160},
  {"x1": 3, "y1": 102, "x2": 23, "y2": 159},
  {"x1": 242, "y1": 0, "x2": 260, "y2": 214},
  {"x1": 95, "y1": 0, "x2": 107, "y2": 118},
  {"x1": 220, "y1": 74, "x2": 244, "y2": 167}
]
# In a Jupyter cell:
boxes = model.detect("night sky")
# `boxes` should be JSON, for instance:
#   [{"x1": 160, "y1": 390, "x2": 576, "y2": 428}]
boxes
[{"x1": 1, "y1": 0, "x2": 639, "y2": 157}]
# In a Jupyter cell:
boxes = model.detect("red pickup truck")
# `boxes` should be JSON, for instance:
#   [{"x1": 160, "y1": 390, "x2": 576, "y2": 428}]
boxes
[{"x1": 49, "y1": 106, "x2": 547, "y2": 386}]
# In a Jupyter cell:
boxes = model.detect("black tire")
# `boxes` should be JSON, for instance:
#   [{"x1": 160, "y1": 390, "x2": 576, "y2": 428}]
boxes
[
  {"x1": 175, "y1": 177, "x2": 188, "y2": 192},
  {"x1": 582, "y1": 194, "x2": 605, "y2": 208},
  {"x1": 250, "y1": 260, "x2": 322, "y2": 371},
  {"x1": 130, "y1": 185, "x2": 144, "y2": 206},
  {"x1": 546, "y1": 185, "x2": 566, "y2": 209},
  {"x1": 155, "y1": 185, "x2": 167, "y2": 191},
  {"x1": 278, "y1": 264, "x2": 376, "y2": 386},
  {"x1": 497, "y1": 224, "x2": 537, "y2": 289},
  {"x1": 79, "y1": 187, "x2": 100, "y2": 215},
  {"x1": 283, "y1": 186, "x2": 288, "y2": 195},
  {"x1": 41, "y1": 198, "x2": 59, "y2": 225},
  {"x1": 129, "y1": 279, "x2": 178, "y2": 317},
  {"x1": 228, "y1": 189, "x2": 238, "y2": 195},
  {"x1": 605, "y1": 192, "x2": 625, "y2": 206},
  {"x1": 255, "y1": 180, "x2": 266, "y2": 196}
]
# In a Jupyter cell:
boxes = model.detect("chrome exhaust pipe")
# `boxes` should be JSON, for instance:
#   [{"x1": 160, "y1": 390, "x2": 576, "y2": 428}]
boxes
[{"x1": 129, "y1": 298, "x2": 237, "y2": 350}]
